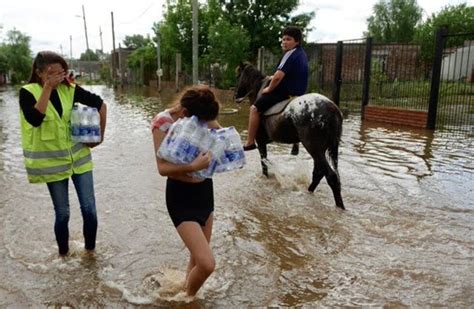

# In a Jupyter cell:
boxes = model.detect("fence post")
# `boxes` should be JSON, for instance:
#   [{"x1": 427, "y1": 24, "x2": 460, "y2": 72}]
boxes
[
  {"x1": 361, "y1": 37, "x2": 373, "y2": 118},
  {"x1": 427, "y1": 26, "x2": 448, "y2": 130},
  {"x1": 175, "y1": 53, "x2": 182, "y2": 92},
  {"x1": 257, "y1": 47, "x2": 265, "y2": 73},
  {"x1": 332, "y1": 41, "x2": 343, "y2": 106}
]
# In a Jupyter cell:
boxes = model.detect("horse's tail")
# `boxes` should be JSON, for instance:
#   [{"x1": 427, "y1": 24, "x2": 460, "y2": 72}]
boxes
[{"x1": 327, "y1": 112, "x2": 343, "y2": 170}]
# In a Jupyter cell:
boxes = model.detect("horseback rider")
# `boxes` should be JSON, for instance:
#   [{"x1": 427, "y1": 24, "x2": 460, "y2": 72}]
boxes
[{"x1": 243, "y1": 26, "x2": 309, "y2": 151}]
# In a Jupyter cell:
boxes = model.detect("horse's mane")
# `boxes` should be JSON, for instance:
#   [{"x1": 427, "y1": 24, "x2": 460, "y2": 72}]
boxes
[{"x1": 237, "y1": 62, "x2": 265, "y2": 99}]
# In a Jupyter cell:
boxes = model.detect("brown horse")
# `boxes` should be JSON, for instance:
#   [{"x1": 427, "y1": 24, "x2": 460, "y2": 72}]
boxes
[{"x1": 235, "y1": 63, "x2": 345, "y2": 209}]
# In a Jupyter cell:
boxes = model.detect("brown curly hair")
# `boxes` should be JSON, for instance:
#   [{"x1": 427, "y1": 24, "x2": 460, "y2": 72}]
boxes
[{"x1": 179, "y1": 85, "x2": 220, "y2": 121}]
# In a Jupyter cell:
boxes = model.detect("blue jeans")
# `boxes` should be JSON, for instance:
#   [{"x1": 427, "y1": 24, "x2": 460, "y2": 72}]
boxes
[{"x1": 46, "y1": 171, "x2": 97, "y2": 255}]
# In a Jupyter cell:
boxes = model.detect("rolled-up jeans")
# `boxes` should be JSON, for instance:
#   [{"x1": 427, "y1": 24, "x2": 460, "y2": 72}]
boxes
[{"x1": 46, "y1": 171, "x2": 97, "y2": 255}]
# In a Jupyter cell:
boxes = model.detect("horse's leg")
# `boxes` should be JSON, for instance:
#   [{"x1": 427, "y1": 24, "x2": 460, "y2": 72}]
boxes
[
  {"x1": 291, "y1": 143, "x2": 299, "y2": 156},
  {"x1": 300, "y1": 131, "x2": 345, "y2": 209},
  {"x1": 324, "y1": 161, "x2": 345, "y2": 210},
  {"x1": 307, "y1": 152, "x2": 344, "y2": 210},
  {"x1": 257, "y1": 143, "x2": 268, "y2": 177},
  {"x1": 308, "y1": 153, "x2": 326, "y2": 192}
]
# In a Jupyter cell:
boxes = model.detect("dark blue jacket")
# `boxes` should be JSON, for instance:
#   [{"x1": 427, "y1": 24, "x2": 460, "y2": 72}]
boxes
[{"x1": 274, "y1": 45, "x2": 308, "y2": 96}]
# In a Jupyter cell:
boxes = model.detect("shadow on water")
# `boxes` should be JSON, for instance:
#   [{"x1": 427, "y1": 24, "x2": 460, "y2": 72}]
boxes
[{"x1": 0, "y1": 85, "x2": 473, "y2": 307}]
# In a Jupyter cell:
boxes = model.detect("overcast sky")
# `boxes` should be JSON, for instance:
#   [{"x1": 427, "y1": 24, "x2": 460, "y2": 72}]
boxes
[{"x1": 0, "y1": 0, "x2": 471, "y2": 58}]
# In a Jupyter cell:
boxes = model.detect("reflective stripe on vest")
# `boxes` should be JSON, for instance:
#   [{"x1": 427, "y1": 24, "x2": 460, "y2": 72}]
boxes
[
  {"x1": 20, "y1": 83, "x2": 93, "y2": 183},
  {"x1": 23, "y1": 143, "x2": 85, "y2": 159}
]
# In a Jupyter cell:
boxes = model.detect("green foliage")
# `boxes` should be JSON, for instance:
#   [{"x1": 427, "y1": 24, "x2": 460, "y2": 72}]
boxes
[
  {"x1": 99, "y1": 63, "x2": 112, "y2": 84},
  {"x1": 80, "y1": 49, "x2": 99, "y2": 61},
  {"x1": 414, "y1": 4, "x2": 474, "y2": 62},
  {"x1": 127, "y1": 45, "x2": 157, "y2": 70},
  {"x1": 0, "y1": 28, "x2": 32, "y2": 83},
  {"x1": 205, "y1": 19, "x2": 250, "y2": 88},
  {"x1": 152, "y1": 0, "x2": 314, "y2": 88},
  {"x1": 157, "y1": 0, "x2": 192, "y2": 70},
  {"x1": 123, "y1": 34, "x2": 152, "y2": 49},
  {"x1": 366, "y1": 0, "x2": 422, "y2": 43},
  {"x1": 0, "y1": 46, "x2": 9, "y2": 73},
  {"x1": 220, "y1": 0, "x2": 314, "y2": 56}
]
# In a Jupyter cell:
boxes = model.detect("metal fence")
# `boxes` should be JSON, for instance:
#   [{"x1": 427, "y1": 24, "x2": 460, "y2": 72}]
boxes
[{"x1": 432, "y1": 30, "x2": 474, "y2": 131}]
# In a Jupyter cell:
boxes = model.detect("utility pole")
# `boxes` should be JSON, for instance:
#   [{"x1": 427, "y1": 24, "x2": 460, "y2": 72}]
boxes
[
  {"x1": 111, "y1": 11, "x2": 116, "y2": 85},
  {"x1": 156, "y1": 31, "x2": 161, "y2": 92},
  {"x1": 99, "y1": 26, "x2": 104, "y2": 52},
  {"x1": 192, "y1": 0, "x2": 198, "y2": 84},
  {"x1": 69, "y1": 35, "x2": 73, "y2": 61},
  {"x1": 82, "y1": 5, "x2": 90, "y2": 51}
]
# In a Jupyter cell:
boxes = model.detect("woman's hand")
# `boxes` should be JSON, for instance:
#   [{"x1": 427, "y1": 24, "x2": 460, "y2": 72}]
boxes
[
  {"x1": 42, "y1": 67, "x2": 66, "y2": 89},
  {"x1": 83, "y1": 142, "x2": 102, "y2": 148},
  {"x1": 190, "y1": 151, "x2": 212, "y2": 171}
]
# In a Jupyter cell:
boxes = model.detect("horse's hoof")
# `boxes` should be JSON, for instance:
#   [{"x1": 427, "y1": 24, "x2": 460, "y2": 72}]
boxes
[{"x1": 291, "y1": 149, "x2": 299, "y2": 156}]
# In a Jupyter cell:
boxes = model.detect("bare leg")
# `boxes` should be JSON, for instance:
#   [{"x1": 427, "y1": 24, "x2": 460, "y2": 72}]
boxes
[
  {"x1": 245, "y1": 105, "x2": 260, "y2": 147},
  {"x1": 185, "y1": 214, "x2": 213, "y2": 285},
  {"x1": 177, "y1": 218, "x2": 215, "y2": 296}
]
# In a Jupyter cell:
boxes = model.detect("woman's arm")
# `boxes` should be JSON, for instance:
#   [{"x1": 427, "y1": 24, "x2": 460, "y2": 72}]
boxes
[
  {"x1": 99, "y1": 103, "x2": 107, "y2": 142},
  {"x1": 207, "y1": 120, "x2": 222, "y2": 129},
  {"x1": 152, "y1": 129, "x2": 211, "y2": 177}
]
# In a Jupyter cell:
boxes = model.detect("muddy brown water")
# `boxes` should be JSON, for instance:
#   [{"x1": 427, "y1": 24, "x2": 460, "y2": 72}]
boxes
[{"x1": 0, "y1": 85, "x2": 472, "y2": 307}]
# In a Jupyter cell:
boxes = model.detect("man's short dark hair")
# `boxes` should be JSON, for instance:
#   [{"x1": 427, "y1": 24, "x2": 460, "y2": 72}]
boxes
[{"x1": 282, "y1": 26, "x2": 303, "y2": 43}]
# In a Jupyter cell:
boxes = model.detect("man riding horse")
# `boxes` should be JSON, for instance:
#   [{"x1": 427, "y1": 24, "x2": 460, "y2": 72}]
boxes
[{"x1": 243, "y1": 26, "x2": 308, "y2": 151}]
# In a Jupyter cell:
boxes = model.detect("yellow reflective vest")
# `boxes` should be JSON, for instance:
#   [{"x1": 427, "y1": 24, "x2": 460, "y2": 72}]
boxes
[{"x1": 19, "y1": 83, "x2": 93, "y2": 183}]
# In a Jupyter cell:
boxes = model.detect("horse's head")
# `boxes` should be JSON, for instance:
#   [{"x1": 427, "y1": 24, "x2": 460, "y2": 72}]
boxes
[{"x1": 234, "y1": 62, "x2": 265, "y2": 104}]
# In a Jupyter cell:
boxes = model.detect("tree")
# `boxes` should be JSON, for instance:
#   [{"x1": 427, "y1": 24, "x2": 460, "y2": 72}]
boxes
[
  {"x1": 154, "y1": 0, "x2": 314, "y2": 84},
  {"x1": 366, "y1": 0, "x2": 423, "y2": 43},
  {"x1": 2, "y1": 29, "x2": 32, "y2": 83},
  {"x1": 80, "y1": 49, "x2": 99, "y2": 61},
  {"x1": 127, "y1": 45, "x2": 157, "y2": 84},
  {"x1": 206, "y1": 18, "x2": 251, "y2": 88},
  {"x1": 220, "y1": 0, "x2": 314, "y2": 56},
  {"x1": 414, "y1": 4, "x2": 474, "y2": 62},
  {"x1": 123, "y1": 34, "x2": 152, "y2": 49},
  {"x1": 155, "y1": 0, "x2": 208, "y2": 78}
]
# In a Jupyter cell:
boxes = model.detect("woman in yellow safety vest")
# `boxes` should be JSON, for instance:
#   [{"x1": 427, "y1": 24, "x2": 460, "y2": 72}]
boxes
[{"x1": 19, "y1": 51, "x2": 107, "y2": 256}]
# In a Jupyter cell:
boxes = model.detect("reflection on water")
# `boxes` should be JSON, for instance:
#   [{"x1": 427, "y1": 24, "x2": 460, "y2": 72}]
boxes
[{"x1": 0, "y1": 85, "x2": 472, "y2": 307}]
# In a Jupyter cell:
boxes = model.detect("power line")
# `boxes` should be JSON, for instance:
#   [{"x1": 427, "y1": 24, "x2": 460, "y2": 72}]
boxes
[{"x1": 117, "y1": 2, "x2": 155, "y2": 25}]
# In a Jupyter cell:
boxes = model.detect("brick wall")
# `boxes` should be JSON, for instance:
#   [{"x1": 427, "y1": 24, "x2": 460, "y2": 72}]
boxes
[{"x1": 363, "y1": 106, "x2": 428, "y2": 128}]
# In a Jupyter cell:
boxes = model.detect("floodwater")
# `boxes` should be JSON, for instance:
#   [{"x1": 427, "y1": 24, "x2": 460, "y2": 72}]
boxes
[{"x1": 0, "y1": 85, "x2": 472, "y2": 307}]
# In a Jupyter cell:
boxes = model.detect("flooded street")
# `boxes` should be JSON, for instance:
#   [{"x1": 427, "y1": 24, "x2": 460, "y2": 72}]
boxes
[{"x1": 0, "y1": 85, "x2": 473, "y2": 307}]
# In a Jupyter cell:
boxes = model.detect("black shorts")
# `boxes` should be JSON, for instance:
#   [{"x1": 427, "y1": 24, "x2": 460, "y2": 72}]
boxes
[
  {"x1": 254, "y1": 92, "x2": 290, "y2": 113},
  {"x1": 165, "y1": 178, "x2": 214, "y2": 228}
]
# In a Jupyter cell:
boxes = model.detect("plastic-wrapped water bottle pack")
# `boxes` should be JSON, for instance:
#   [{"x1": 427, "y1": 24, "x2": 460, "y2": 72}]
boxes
[
  {"x1": 157, "y1": 116, "x2": 245, "y2": 179},
  {"x1": 71, "y1": 103, "x2": 101, "y2": 143}
]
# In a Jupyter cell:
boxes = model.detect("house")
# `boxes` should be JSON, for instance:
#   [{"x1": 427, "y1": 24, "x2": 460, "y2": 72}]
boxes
[{"x1": 441, "y1": 40, "x2": 474, "y2": 82}]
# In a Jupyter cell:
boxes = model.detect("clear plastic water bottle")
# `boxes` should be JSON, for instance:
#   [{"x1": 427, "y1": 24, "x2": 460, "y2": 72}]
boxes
[
  {"x1": 90, "y1": 107, "x2": 101, "y2": 143},
  {"x1": 221, "y1": 126, "x2": 245, "y2": 171},
  {"x1": 79, "y1": 107, "x2": 91, "y2": 143},
  {"x1": 213, "y1": 133, "x2": 230, "y2": 173},
  {"x1": 158, "y1": 120, "x2": 182, "y2": 160},
  {"x1": 71, "y1": 104, "x2": 81, "y2": 142},
  {"x1": 191, "y1": 129, "x2": 218, "y2": 179}
]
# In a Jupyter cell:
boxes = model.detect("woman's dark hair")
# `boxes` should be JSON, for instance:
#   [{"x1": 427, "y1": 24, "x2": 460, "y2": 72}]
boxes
[
  {"x1": 180, "y1": 85, "x2": 220, "y2": 121},
  {"x1": 28, "y1": 51, "x2": 70, "y2": 85},
  {"x1": 282, "y1": 26, "x2": 303, "y2": 44}
]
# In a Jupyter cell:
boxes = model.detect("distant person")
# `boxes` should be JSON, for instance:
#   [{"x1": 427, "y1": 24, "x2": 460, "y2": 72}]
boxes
[
  {"x1": 243, "y1": 26, "x2": 309, "y2": 151},
  {"x1": 18, "y1": 51, "x2": 107, "y2": 257},
  {"x1": 151, "y1": 85, "x2": 221, "y2": 297}
]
